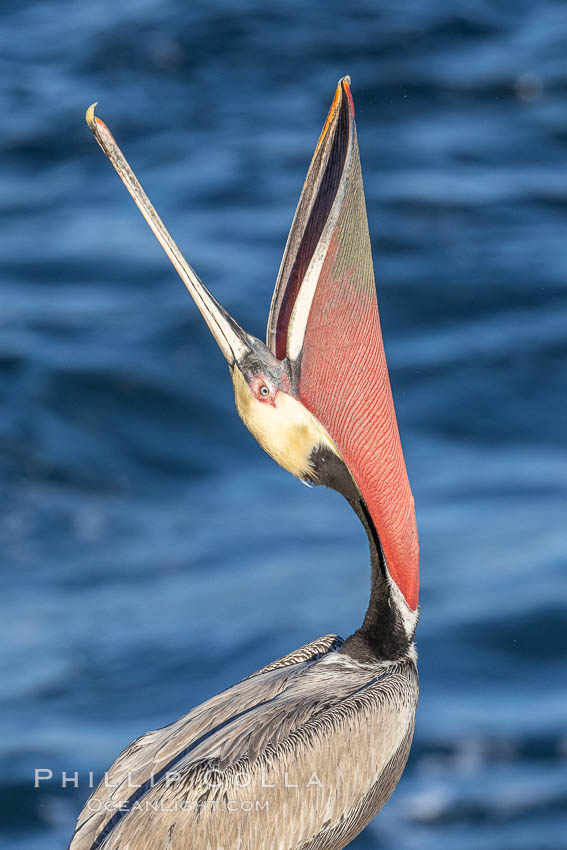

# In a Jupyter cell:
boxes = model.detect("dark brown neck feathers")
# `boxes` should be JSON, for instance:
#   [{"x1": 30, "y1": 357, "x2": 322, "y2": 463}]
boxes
[{"x1": 309, "y1": 445, "x2": 412, "y2": 662}]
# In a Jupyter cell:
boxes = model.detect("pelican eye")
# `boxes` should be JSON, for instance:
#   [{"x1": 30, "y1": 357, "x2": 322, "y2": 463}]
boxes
[{"x1": 259, "y1": 384, "x2": 270, "y2": 398}]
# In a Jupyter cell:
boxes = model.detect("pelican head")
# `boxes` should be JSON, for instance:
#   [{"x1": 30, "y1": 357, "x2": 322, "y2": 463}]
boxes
[
  {"x1": 230, "y1": 344, "x2": 339, "y2": 485},
  {"x1": 86, "y1": 77, "x2": 419, "y2": 633}
]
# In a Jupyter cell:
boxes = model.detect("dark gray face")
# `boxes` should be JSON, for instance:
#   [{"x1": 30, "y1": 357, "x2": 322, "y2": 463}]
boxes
[{"x1": 235, "y1": 335, "x2": 293, "y2": 407}]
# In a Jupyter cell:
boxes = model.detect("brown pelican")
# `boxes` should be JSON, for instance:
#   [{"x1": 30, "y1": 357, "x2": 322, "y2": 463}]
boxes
[{"x1": 72, "y1": 76, "x2": 419, "y2": 850}]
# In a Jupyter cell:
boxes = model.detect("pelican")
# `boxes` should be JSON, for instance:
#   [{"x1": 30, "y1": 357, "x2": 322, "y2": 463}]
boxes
[{"x1": 71, "y1": 76, "x2": 419, "y2": 850}]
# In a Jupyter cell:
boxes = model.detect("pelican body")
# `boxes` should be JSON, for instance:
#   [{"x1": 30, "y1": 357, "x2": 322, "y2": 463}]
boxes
[{"x1": 72, "y1": 77, "x2": 419, "y2": 850}]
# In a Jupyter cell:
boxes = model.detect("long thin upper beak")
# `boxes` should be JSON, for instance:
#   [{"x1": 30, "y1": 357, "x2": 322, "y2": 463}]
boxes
[{"x1": 85, "y1": 104, "x2": 251, "y2": 367}]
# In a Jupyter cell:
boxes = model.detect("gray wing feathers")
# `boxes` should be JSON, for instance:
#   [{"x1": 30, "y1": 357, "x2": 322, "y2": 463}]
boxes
[
  {"x1": 245, "y1": 634, "x2": 343, "y2": 677},
  {"x1": 70, "y1": 642, "x2": 417, "y2": 850},
  {"x1": 69, "y1": 635, "x2": 341, "y2": 849},
  {"x1": 298, "y1": 724, "x2": 415, "y2": 850}
]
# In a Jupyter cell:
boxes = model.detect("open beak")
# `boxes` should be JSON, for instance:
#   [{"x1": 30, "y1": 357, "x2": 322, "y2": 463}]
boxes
[
  {"x1": 85, "y1": 104, "x2": 252, "y2": 367},
  {"x1": 267, "y1": 76, "x2": 354, "y2": 362},
  {"x1": 86, "y1": 84, "x2": 418, "y2": 609},
  {"x1": 265, "y1": 78, "x2": 419, "y2": 610}
]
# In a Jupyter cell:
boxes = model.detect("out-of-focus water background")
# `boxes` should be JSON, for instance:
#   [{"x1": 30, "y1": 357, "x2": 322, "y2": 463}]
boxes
[{"x1": 1, "y1": 2, "x2": 566, "y2": 848}]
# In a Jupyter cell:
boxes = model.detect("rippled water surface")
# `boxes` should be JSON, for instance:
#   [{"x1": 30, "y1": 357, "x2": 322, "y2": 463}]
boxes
[{"x1": 1, "y1": 2, "x2": 566, "y2": 848}]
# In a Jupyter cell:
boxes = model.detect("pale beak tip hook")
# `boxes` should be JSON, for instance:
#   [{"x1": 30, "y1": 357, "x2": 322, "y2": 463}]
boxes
[{"x1": 85, "y1": 102, "x2": 99, "y2": 130}]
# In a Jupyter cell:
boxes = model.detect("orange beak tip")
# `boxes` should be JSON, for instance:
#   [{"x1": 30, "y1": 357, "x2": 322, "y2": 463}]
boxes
[
  {"x1": 340, "y1": 76, "x2": 354, "y2": 112},
  {"x1": 85, "y1": 103, "x2": 109, "y2": 137},
  {"x1": 314, "y1": 78, "x2": 346, "y2": 156}
]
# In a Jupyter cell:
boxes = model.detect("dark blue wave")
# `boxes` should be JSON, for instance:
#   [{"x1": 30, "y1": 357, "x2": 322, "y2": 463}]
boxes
[{"x1": 1, "y1": 1, "x2": 566, "y2": 849}]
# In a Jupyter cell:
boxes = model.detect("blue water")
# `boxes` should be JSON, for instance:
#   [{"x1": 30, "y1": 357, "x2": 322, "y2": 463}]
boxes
[{"x1": 1, "y1": 1, "x2": 566, "y2": 848}]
